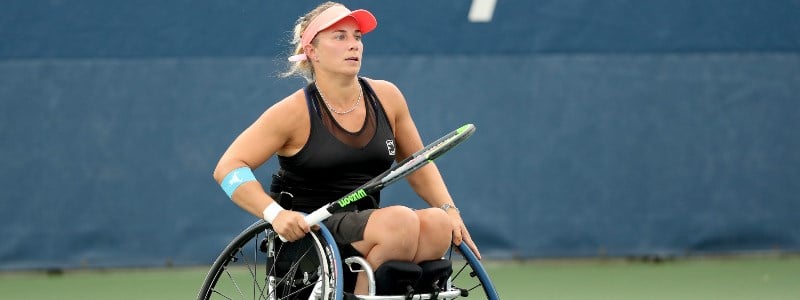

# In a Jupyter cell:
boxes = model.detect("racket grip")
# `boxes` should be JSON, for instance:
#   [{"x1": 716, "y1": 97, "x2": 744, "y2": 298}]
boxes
[
  {"x1": 278, "y1": 208, "x2": 333, "y2": 242},
  {"x1": 305, "y1": 208, "x2": 333, "y2": 227}
]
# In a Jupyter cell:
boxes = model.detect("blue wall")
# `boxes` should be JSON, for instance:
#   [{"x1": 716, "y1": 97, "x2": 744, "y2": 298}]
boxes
[{"x1": 1, "y1": 0, "x2": 799, "y2": 269}]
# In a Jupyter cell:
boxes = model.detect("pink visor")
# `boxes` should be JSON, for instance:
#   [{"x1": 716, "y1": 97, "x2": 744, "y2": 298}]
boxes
[{"x1": 289, "y1": 5, "x2": 377, "y2": 62}]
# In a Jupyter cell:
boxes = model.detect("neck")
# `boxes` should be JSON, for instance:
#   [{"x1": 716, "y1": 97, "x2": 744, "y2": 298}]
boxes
[{"x1": 315, "y1": 73, "x2": 360, "y2": 105}]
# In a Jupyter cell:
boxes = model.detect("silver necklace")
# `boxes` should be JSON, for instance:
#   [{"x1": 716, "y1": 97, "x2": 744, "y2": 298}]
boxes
[{"x1": 318, "y1": 83, "x2": 362, "y2": 115}]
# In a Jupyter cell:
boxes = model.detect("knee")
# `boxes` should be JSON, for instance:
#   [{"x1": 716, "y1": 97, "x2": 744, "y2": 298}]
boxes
[
  {"x1": 370, "y1": 206, "x2": 420, "y2": 242},
  {"x1": 413, "y1": 208, "x2": 453, "y2": 262},
  {"x1": 382, "y1": 206, "x2": 420, "y2": 234},
  {"x1": 419, "y1": 208, "x2": 453, "y2": 235}
]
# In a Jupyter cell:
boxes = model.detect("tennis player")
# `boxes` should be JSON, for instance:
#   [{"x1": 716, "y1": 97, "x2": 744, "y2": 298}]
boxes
[{"x1": 212, "y1": 2, "x2": 480, "y2": 294}]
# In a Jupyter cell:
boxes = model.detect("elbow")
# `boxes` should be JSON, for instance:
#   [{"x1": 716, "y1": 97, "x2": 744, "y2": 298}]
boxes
[
  {"x1": 212, "y1": 162, "x2": 229, "y2": 184},
  {"x1": 212, "y1": 159, "x2": 249, "y2": 184},
  {"x1": 212, "y1": 167, "x2": 223, "y2": 184}
]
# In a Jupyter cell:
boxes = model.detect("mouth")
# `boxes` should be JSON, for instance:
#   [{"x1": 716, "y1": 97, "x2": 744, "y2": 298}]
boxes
[{"x1": 345, "y1": 57, "x2": 360, "y2": 62}]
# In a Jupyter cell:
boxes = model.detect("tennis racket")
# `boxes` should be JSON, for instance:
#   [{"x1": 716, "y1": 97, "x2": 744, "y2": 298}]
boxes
[{"x1": 280, "y1": 123, "x2": 476, "y2": 241}]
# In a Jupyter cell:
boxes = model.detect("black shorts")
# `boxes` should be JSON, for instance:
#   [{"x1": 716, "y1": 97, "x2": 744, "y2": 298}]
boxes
[{"x1": 322, "y1": 209, "x2": 374, "y2": 245}]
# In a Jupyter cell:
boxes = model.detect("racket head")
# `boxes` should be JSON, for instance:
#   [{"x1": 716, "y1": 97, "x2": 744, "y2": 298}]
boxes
[{"x1": 423, "y1": 123, "x2": 476, "y2": 161}]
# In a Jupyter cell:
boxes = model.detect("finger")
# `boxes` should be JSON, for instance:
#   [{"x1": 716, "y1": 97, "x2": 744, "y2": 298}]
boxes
[
  {"x1": 461, "y1": 229, "x2": 482, "y2": 260},
  {"x1": 281, "y1": 224, "x2": 298, "y2": 242},
  {"x1": 465, "y1": 238, "x2": 482, "y2": 260},
  {"x1": 452, "y1": 227, "x2": 463, "y2": 245},
  {"x1": 298, "y1": 214, "x2": 310, "y2": 232},
  {"x1": 281, "y1": 226, "x2": 296, "y2": 242},
  {"x1": 275, "y1": 225, "x2": 291, "y2": 241},
  {"x1": 293, "y1": 223, "x2": 306, "y2": 239},
  {"x1": 289, "y1": 214, "x2": 310, "y2": 236},
  {"x1": 300, "y1": 220, "x2": 311, "y2": 233},
  {"x1": 281, "y1": 232, "x2": 296, "y2": 242}
]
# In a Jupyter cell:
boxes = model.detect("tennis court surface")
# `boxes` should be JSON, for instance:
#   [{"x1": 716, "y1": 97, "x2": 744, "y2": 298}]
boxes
[{"x1": 2, "y1": 254, "x2": 798, "y2": 299}]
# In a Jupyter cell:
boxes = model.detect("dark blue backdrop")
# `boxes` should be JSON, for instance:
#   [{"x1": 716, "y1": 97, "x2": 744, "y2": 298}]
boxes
[{"x1": 1, "y1": 0, "x2": 799, "y2": 269}]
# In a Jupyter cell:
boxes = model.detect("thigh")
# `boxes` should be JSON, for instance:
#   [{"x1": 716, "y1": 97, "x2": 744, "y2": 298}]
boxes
[{"x1": 350, "y1": 206, "x2": 419, "y2": 254}]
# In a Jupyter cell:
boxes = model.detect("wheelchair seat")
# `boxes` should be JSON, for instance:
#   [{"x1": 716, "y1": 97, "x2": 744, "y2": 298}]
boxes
[
  {"x1": 342, "y1": 256, "x2": 455, "y2": 299},
  {"x1": 373, "y1": 261, "x2": 422, "y2": 296}
]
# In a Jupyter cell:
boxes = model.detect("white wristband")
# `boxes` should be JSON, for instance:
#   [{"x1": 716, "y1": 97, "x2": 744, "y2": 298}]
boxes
[{"x1": 262, "y1": 202, "x2": 285, "y2": 223}]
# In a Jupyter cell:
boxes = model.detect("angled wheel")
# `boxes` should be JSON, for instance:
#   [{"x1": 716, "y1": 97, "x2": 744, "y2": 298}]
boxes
[
  {"x1": 198, "y1": 220, "x2": 343, "y2": 300},
  {"x1": 446, "y1": 243, "x2": 500, "y2": 299}
]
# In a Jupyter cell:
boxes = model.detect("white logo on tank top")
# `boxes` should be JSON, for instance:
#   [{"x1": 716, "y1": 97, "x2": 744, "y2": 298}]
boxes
[{"x1": 385, "y1": 139, "x2": 396, "y2": 156}]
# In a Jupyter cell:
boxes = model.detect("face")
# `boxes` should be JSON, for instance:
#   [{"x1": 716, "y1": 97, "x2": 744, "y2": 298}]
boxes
[{"x1": 308, "y1": 17, "x2": 363, "y2": 75}]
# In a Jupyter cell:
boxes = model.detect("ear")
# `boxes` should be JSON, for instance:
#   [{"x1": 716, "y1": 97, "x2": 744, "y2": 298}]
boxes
[{"x1": 304, "y1": 44, "x2": 318, "y2": 62}]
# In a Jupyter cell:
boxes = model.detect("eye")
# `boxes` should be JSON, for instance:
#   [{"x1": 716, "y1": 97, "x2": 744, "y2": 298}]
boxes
[{"x1": 334, "y1": 33, "x2": 346, "y2": 40}]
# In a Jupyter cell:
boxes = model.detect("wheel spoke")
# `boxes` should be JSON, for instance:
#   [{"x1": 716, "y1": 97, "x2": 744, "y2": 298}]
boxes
[{"x1": 198, "y1": 221, "x2": 336, "y2": 300}]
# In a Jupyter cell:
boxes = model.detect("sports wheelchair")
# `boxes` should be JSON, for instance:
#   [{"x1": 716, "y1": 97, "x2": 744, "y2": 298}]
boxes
[{"x1": 197, "y1": 219, "x2": 499, "y2": 299}]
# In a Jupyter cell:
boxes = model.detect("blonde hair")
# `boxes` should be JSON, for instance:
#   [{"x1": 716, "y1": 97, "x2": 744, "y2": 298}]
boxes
[{"x1": 281, "y1": 2, "x2": 342, "y2": 82}]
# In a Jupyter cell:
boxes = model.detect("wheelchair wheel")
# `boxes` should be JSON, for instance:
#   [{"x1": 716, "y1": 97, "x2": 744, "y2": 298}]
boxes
[
  {"x1": 197, "y1": 220, "x2": 343, "y2": 300},
  {"x1": 446, "y1": 243, "x2": 501, "y2": 299}
]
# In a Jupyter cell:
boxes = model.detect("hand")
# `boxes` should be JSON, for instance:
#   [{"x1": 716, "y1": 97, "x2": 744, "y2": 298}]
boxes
[
  {"x1": 447, "y1": 210, "x2": 482, "y2": 260},
  {"x1": 271, "y1": 210, "x2": 310, "y2": 242}
]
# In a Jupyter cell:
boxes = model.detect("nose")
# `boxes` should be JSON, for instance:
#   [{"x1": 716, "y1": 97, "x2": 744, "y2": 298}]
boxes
[{"x1": 349, "y1": 36, "x2": 361, "y2": 51}]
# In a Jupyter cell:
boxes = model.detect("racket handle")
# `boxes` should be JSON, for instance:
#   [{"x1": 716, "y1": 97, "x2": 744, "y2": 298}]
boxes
[
  {"x1": 305, "y1": 208, "x2": 333, "y2": 226},
  {"x1": 278, "y1": 207, "x2": 333, "y2": 242}
]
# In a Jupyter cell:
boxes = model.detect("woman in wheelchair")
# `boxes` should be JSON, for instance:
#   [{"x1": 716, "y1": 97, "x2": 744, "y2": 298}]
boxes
[{"x1": 212, "y1": 2, "x2": 481, "y2": 296}]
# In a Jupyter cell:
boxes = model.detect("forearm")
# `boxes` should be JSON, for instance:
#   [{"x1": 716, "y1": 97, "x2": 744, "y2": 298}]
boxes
[
  {"x1": 406, "y1": 163, "x2": 455, "y2": 208},
  {"x1": 213, "y1": 163, "x2": 278, "y2": 220},
  {"x1": 230, "y1": 182, "x2": 276, "y2": 218}
]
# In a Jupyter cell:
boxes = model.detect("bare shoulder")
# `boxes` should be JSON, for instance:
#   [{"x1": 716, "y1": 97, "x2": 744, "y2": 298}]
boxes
[
  {"x1": 262, "y1": 89, "x2": 307, "y2": 126},
  {"x1": 252, "y1": 89, "x2": 308, "y2": 143},
  {"x1": 364, "y1": 78, "x2": 403, "y2": 100},
  {"x1": 363, "y1": 78, "x2": 409, "y2": 122}
]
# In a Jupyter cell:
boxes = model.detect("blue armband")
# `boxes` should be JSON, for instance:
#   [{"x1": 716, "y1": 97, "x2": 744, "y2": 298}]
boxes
[{"x1": 220, "y1": 167, "x2": 257, "y2": 198}]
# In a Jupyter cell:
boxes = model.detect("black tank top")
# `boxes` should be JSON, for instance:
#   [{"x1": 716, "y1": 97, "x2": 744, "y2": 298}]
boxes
[{"x1": 271, "y1": 77, "x2": 396, "y2": 212}]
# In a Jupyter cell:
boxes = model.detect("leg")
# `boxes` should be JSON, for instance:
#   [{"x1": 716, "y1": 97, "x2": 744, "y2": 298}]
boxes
[
  {"x1": 412, "y1": 208, "x2": 453, "y2": 263},
  {"x1": 351, "y1": 206, "x2": 420, "y2": 294}
]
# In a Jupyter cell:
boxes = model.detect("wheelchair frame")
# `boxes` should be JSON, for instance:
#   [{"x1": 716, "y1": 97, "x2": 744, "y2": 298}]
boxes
[{"x1": 197, "y1": 220, "x2": 499, "y2": 300}]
